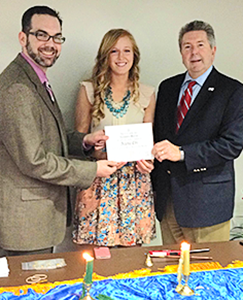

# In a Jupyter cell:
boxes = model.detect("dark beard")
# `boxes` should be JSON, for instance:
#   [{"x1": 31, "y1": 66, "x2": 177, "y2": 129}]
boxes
[{"x1": 26, "y1": 39, "x2": 59, "y2": 68}]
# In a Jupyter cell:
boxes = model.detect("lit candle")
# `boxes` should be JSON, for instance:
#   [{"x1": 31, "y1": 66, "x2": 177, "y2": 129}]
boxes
[
  {"x1": 181, "y1": 242, "x2": 190, "y2": 276},
  {"x1": 83, "y1": 252, "x2": 94, "y2": 284},
  {"x1": 175, "y1": 256, "x2": 184, "y2": 292},
  {"x1": 177, "y1": 257, "x2": 183, "y2": 282}
]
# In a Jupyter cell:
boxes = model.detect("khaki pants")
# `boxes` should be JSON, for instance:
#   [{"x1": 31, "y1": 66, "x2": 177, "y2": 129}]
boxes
[{"x1": 161, "y1": 196, "x2": 230, "y2": 245}]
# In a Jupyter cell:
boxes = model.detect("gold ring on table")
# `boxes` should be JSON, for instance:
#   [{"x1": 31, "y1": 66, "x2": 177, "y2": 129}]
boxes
[{"x1": 26, "y1": 274, "x2": 48, "y2": 284}]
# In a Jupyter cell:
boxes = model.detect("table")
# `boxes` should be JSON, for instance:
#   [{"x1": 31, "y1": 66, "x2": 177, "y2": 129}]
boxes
[{"x1": 0, "y1": 240, "x2": 242, "y2": 287}]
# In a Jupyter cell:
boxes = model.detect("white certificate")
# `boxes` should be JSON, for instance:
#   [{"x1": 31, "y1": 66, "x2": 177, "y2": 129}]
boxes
[{"x1": 105, "y1": 123, "x2": 154, "y2": 162}]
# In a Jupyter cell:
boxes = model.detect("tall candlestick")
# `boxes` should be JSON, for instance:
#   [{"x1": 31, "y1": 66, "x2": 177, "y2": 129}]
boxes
[
  {"x1": 177, "y1": 257, "x2": 183, "y2": 282},
  {"x1": 176, "y1": 242, "x2": 194, "y2": 295},
  {"x1": 83, "y1": 253, "x2": 94, "y2": 284},
  {"x1": 181, "y1": 242, "x2": 190, "y2": 275},
  {"x1": 175, "y1": 256, "x2": 184, "y2": 292}
]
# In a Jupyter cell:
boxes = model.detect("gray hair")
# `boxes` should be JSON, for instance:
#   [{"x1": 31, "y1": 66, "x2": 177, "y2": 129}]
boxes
[{"x1": 178, "y1": 20, "x2": 216, "y2": 50}]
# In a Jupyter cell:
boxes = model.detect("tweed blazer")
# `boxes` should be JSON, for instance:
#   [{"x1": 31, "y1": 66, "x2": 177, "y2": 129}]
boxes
[
  {"x1": 0, "y1": 54, "x2": 97, "y2": 250},
  {"x1": 153, "y1": 67, "x2": 243, "y2": 227}
]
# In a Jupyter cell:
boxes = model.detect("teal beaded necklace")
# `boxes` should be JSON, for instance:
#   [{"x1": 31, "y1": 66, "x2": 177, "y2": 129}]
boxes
[{"x1": 104, "y1": 86, "x2": 131, "y2": 118}]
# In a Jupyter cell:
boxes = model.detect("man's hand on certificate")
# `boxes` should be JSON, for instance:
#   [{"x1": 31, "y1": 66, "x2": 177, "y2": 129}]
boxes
[
  {"x1": 136, "y1": 160, "x2": 154, "y2": 174},
  {"x1": 152, "y1": 140, "x2": 181, "y2": 162},
  {"x1": 96, "y1": 160, "x2": 118, "y2": 177},
  {"x1": 83, "y1": 130, "x2": 108, "y2": 150}
]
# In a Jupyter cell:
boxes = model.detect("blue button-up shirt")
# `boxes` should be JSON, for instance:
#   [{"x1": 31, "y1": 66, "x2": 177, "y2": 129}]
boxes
[{"x1": 178, "y1": 65, "x2": 213, "y2": 106}]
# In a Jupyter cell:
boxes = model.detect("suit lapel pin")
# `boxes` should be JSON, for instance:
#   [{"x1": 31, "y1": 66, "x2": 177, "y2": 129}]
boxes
[{"x1": 208, "y1": 87, "x2": 214, "y2": 91}]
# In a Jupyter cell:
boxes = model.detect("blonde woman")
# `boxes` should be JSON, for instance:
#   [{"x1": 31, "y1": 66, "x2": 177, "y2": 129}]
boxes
[{"x1": 73, "y1": 29, "x2": 156, "y2": 246}]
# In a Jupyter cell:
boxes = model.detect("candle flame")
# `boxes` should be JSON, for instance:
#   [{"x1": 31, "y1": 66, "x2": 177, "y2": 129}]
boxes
[
  {"x1": 181, "y1": 242, "x2": 190, "y2": 251},
  {"x1": 83, "y1": 252, "x2": 94, "y2": 261}
]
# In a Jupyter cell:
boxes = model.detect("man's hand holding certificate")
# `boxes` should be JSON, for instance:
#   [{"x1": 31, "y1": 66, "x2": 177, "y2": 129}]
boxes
[{"x1": 105, "y1": 123, "x2": 154, "y2": 162}]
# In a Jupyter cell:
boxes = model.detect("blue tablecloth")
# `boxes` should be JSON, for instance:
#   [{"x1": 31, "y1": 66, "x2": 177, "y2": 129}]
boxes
[{"x1": 1, "y1": 268, "x2": 243, "y2": 300}]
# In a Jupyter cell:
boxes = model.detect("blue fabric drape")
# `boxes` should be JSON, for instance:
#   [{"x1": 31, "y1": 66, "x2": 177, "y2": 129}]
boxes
[{"x1": 1, "y1": 268, "x2": 243, "y2": 300}]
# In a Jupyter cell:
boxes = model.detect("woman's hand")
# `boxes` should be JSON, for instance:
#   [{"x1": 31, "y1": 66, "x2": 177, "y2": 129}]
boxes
[
  {"x1": 136, "y1": 159, "x2": 154, "y2": 174},
  {"x1": 116, "y1": 162, "x2": 127, "y2": 169}
]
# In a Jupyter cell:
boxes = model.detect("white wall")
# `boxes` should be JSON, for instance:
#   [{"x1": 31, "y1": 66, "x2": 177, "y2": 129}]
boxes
[{"x1": 1, "y1": 0, "x2": 243, "y2": 234}]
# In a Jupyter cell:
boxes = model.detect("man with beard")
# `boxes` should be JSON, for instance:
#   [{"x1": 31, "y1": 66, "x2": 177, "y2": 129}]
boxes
[{"x1": 0, "y1": 6, "x2": 118, "y2": 256}]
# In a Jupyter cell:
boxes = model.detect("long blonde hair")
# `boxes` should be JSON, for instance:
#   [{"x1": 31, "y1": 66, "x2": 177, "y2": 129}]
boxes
[{"x1": 91, "y1": 29, "x2": 140, "y2": 127}]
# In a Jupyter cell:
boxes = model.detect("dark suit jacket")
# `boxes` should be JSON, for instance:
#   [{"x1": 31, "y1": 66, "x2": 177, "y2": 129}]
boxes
[
  {"x1": 153, "y1": 67, "x2": 243, "y2": 227},
  {"x1": 0, "y1": 54, "x2": 97, "y2": 251}
]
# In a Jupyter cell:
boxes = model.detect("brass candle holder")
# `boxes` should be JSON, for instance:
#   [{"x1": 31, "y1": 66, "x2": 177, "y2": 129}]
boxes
[
  {"x1": 175, "y1": 257, "x2": 183, "y2": 293},
  {"x1": 145, "y1": 253, "x2": 153, "y2": 267},
  {"x1": 177, "y1": 274, "x2": 194, "y2": 296},
  {"x1": 82, "y1": 283, "x2": 95, "y2": 300},
  {"x1": 176, "y1": 242, "x2": 194, "y2": 296}
]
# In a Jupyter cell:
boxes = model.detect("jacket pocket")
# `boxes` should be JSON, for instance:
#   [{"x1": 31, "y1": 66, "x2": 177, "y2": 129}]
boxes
[
  {"x1": 21, "y1": 188, "x2": 50, "y2": 201},
  {"x1": 202, "y1": 172, "x2": 232, "y2": 184}
]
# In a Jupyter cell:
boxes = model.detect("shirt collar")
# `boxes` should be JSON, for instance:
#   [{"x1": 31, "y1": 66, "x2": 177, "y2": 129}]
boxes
[
  {"x1": 21, "y1": 52, "x2": 48, "y2": 84},
  {"x1": 182, "y1": 65, "x2": 213, "y2": 88}
]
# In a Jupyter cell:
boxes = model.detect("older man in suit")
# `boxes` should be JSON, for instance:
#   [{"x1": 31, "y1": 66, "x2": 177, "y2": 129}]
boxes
[
  {"x1": 0, "y1": 6, "x2": 118, "y2": 256},
  {"x1": 152, "y1": 20, "x2": 243, "y2": 245}
]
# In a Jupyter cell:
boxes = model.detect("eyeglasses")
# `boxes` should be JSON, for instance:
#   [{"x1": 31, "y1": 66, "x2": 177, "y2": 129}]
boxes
[{"x1": 28, "y1": 30, "x2": 66, "y2": 44}]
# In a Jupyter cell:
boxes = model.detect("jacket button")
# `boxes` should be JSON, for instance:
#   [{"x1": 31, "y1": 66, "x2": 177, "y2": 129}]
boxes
[{"x1": 167, "y1": 170, "x2": 171, "y2": 174}]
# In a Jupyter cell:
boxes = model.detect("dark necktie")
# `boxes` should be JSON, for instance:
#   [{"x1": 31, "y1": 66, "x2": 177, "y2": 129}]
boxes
[
  {"x1": 44, "y1": 81, "x2": 55, "y2": 103},
  {"x1": 176, "y1": 81, "x2": 196, "y2": 132}
]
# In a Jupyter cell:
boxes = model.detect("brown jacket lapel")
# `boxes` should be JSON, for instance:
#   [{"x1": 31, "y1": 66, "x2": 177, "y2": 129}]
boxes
[{"x1": 15, "y1": 54, "x2": 68, "y2": 156}]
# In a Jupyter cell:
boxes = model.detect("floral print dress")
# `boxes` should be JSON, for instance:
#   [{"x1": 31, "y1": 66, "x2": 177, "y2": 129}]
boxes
[{"x1": 73, "y1": 82, "x2": 156, "y2": 246}]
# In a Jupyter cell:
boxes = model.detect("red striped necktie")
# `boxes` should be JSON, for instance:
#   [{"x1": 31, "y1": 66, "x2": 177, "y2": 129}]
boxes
[{"x1": 176, "y1": 81, "x2": 196, "y2": 132}]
